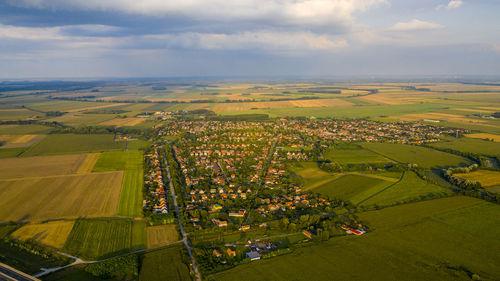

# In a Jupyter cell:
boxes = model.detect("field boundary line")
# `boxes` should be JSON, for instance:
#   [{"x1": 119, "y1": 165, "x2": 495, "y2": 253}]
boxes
[
  {"x1": 0, "y1": 170, "x2": 122, "y2": 182},
  {"x1": 356, "y1": 171, "x2": 405, "y2": 206}
]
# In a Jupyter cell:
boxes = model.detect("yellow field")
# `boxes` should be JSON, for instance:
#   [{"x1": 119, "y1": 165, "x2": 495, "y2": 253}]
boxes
[
  {"x1": 0, "y1": 171, "x2": 123, "y2": 222},
  {"x1": 66, "y1": 103, "x2": 125, "y2": 113},
  {"x1": 455, "y1": 170, "x2": 500, "y2": 187},
  {"x1": 0, "y1": 154, "x2": 87, "y2": 179},
  {"x1": 11, "y1": 221, "x2": 75, "y2": 248},
  {"x1": 76, "y1": 153, "x2": 101, "y2": 174},
  {"x1": 0, "y1": 134, "x2": 45, "y2": 148},
  {"x1": 212, "y1": 98, "x2": 353, "y2": 113},
  {"x1": 465, "y1": 133, "x2": 500, "y2": 142},
  {"x1": 146, "y1": 224, "x2": 179, "y2": 248},
  {"x1": 395, "y1": 112, "x2": 487, "y2": 124},
  {"x1": 99, "y1": 117, "x2": 145, "y2": 127}
]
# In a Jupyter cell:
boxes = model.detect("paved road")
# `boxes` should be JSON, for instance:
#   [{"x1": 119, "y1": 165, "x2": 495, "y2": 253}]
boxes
[
  {"x1": 0, "y1": 262, "x2": 40, "y2": 281},
  {"x1": 161, "y1": 146, "x2": 201, "y2": 281}
]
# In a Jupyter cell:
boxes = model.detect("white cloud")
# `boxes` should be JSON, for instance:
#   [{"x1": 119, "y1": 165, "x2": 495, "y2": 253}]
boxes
[
  {"x1": 148, "y1": 31, "x2": 348, "y2": 52},
  {"x1": 437, "y1": 0, "x2": 463, "y2": 10},
  {"x1": 389, "y1": 19, "x2": 444, "y2": 31},
  {"x1": 0, "y1": 23, "x2": 347, "y2": 56},
  {"x1": 9, "y1": 0, "x2": 387, "y2": 26}
]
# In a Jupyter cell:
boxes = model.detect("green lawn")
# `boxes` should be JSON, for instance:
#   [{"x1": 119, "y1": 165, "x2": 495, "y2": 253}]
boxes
[
  {"x1": 361, "y1": 142, "x2": 472, "y2": 168},
  {"x1": 93, "y1": 151, "x2": 144, "y2": 217},
  {"x1": 63, "y1": 218, "x2": 136, "y2": 260},
  {"x1": 139, "y1": 245, "x2": 191, "y2": 281},
  {"x1": 211, "y1": 197, "x2": 500, "y2": 281},
  {"x1": 22, "y1": 134, "x2": 125, "y2": 156}
]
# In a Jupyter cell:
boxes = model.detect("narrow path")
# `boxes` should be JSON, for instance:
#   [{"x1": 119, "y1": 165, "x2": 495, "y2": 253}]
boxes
[{"x1": 161, "y1": 146, "x2": 202, "y2": 281}]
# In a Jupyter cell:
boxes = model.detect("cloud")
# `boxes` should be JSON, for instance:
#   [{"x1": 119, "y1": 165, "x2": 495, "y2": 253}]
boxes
[
  {"x1": 493, "y1": 44, "x2": 500, "y2": 54},
  {"x1": 436, "y1": 0, "x2": 463, "y2": 10},
  {"x1": 8, "y1": 0, "x2": 387, "y2": 27},
  {"x1": 148, "y1": 31, "x2": 348, "y2": 53},
  {"x1": 389, "y1": 19, "x2": 444, "y2": 31}
]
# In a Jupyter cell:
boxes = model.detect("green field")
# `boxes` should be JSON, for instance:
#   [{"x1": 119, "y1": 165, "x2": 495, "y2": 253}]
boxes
[
  {"x1": 359, "y1": 171, "x2": 452, "y2": 207},
  {"x1": 313, "y1": 174, "x2": 392, "y2": 203},
  {"x1": 139, "y1": 245, "x2": 192, "y2": 281},
  {"x1": 212, "y1": 197, "x2": 500, "y2": 281},
  {"x1": 22, "y1": 134, "x2": 125, "y2": 156},
  {"x1": 361, "y1": 142, "x2": 472, "y2": 168},
  {"x1": 428, "y1": 136, "x2": 500, "y2": 157},
  {"x1": 63, "y1": 218, "x2": 144, "y2": 260},
  {"x1": 0, "y1": 124, "x2": 53, "y2": 134},
  {"x1": 93, "y1": 151, "x2": 144, "y2": 217},
  {"x1": 288, "y1": 161, "x2": 339, "y2": 190},
  {"x1": 324, "y1": 147, "x2": 391, "y2": 164}
]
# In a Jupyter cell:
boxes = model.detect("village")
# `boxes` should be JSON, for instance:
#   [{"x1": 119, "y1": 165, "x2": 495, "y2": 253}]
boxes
[{"x1": 147, "y1": 117, "x2": 459, "y2": 265}]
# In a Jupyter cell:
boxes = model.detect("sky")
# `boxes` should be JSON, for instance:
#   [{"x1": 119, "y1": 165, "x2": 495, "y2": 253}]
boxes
[{"x1": 0, "y1": 0, "x2": 499, "y2": 78}]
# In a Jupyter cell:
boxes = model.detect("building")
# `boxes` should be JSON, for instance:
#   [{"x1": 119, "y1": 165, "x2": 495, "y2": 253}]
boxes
[
  {"x1": 246, "y1": 251, "x2": 261, "y2": 261},
  {"x1": 226, "y1": 248, "x2": 236, "y2": 257},
  {"x1": 302, "y1": 230, "x2": 313, "y2": 239}
]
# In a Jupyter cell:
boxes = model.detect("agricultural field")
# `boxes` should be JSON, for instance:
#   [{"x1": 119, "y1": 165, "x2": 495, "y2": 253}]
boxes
[
  {"x1": 99, "y1": 117, "x2": 145, "y2": 127},
  {"x1": 359, "y1": 171, "x2": 452, "y2": 207},
  {"x1": 10, "y1": 220, "x2": 75, "y2": 249},
  {"x1": 454, "y1": 170, "x2": 500, "y2": 192},
  {"x1": 361, "y1": 142, "x2": 473, "y2": 168},
  {"x1": 312, "y1": 174, "x2": 393, "y2": 204},
  {"x1": 288, "y1": 161, "x2": 340, "y2": 190},
  {"x1": 0, "y1": 171, "x2": 123, "y2": 222},
  {"x1": 0, "y1": 134, "x2": 45, "y2": 148},
  {"x1": 22, "y1": 134, "x2": 125, "y2": 156},
  {"x1": 428, "y1": 136, "x2": 500, "y2": 157},
  {"x1": 63, "y1": 218, "x2": 145, "y2": 260},
  {"x1": 0, "y1": 124, "x2": 53, "y2": 135},
  {"x1": 93, "y1": 151, "x2": 144, "y2": 217},
  {"x1": 323, "y1": 147, "x2": 392, "y2": 165},
  {"x1": 212, "y1": 197, "x2": 500, "y2": 281},
  {"x1": 139, "y1": 245, "x2": 191, "y2": 281},
  {"x1": 146, "y1": 224, "x2": 179, "y2": 248},
  {"x1": 465, "y1": 133, "x2": 500, "y2": 142},
  {"x1": 0, "y1": 154, "x2": 87, "y2": 179}
]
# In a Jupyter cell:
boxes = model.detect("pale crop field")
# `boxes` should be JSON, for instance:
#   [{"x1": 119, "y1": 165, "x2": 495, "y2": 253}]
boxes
[
  {"x1": 76, "y1": 153, "x2": 101, "y2": 174},
  {"x1": 0, "y1": 154, "x2": 87, "y2": 179},
  {"x1": 99, "y1": 117, "x2": 145, "y2": 127},
  {"x1": 11, "y1": 220, "x2": 75, "y2": 248},
  {"x1": 0, "y1": 171, "x2": 123, "y2": 222},
  {"x1": 454, "y1": 170, "x2": 500, "y2": 187}
]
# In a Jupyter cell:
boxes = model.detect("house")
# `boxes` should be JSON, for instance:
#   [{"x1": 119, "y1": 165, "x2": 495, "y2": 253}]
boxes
[
  {"x1": 246, "y1": 251, "x2": 261, "y2": 261},
  {"x1": 226, "y1": 248, "x2": 236, "y2": 257},
  {"x1": 239, "y1": 225, "x2": 250, "y2": 231},
  {"x1": 341, "y1": 225, "x2": 366, "y2": 236},
  {"x1": 302, "y1": 230, "x2": 313, "y2": 239},
  {"x1": 229, "y1": 209, "x2": 246, "y2": 217},
  {"x1": 212, "y1": 218, "x2": 228, "y2": 227},
  {"x1": 213, "y1": 249, "x2": 222, "y2": 257}
]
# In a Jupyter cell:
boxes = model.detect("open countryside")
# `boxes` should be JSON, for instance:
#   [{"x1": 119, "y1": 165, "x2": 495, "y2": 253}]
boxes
[{"x1": 1, "y1": 1, "x2": 500, "y2": 280}]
